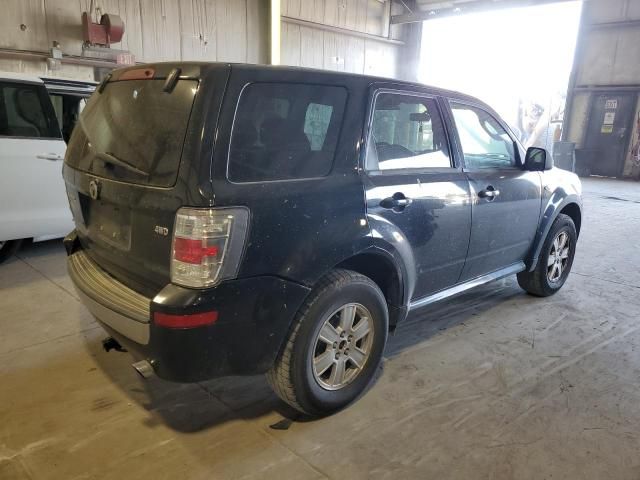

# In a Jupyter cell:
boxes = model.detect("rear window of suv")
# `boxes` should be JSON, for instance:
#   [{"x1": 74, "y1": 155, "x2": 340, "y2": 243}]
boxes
[
  {"x1": 65, "y1": 78, "x2": 197, "y2": 187},
  {"x1": 228, "y1": 83, "x2": 347, "y2": 182}
]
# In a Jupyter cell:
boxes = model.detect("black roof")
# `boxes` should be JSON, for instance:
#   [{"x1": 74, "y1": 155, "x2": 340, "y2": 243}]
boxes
[
  {"x1": 111, "y1": 61, "x2": 485, "y2": 108},
  {"x1": 228, "y1": 62, "x2": 479, "y2": 103}
]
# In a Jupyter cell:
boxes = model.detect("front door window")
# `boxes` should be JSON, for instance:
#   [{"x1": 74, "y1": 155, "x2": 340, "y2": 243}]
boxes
[{"x1": 450, "y1": 103, "x2": 517, "y2": 169}]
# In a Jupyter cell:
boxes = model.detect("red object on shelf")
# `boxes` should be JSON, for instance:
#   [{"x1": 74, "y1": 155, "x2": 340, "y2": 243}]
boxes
[{"x1": 82, "y1": 12, "x2": 125, "y2": 47}]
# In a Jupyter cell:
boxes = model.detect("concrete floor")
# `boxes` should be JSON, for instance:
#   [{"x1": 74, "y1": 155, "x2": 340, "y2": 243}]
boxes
[{"x1": 1, "y1": 177, "x2": 639, "y2": 480}]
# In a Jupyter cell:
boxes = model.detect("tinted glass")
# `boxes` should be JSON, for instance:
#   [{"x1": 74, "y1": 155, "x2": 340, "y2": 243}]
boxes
[
  {"x1": 367, "y1": 93, "x2": 451, "y2": 171},
  {"x1": 0, "y1": 82, "x2": 59, "y2": 138},
  {"x1": 451, "y1": 103, "x2": 516, "y2": 169},
  {"x1": 50, "y1": 93, "x2": 88, "y2": 143},
  {"x1": 228, "y1": 83, "x2": 347, "y2": 182},
  {"x1": 65, "y1": 79, "x2": 197, "y2": 187}
]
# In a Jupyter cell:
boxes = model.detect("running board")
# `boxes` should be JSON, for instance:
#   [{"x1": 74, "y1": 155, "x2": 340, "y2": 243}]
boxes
[{"x1": 409, "y1": 262, "x2": 525, "y2": 311}]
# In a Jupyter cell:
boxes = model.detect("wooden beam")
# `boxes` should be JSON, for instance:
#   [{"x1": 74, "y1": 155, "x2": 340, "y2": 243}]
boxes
[
  {"x1": 586, "y1": 19, "x2": 640, "y2": 30},
  {"x1": 0, "y1": 48, "x2": 137, "y2": 69},
  {"x1": 271, "y1": 0, "x2": 281, "y2": 65},
  {"x1": 391, "y1": 0, "x2": 570, "y2": 24},
  {"x1": 281, "y1": 16, "x2": 404, "y2": 45}
]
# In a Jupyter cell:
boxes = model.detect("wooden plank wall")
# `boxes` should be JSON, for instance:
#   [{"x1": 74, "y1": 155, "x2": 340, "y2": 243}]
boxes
[
  {"x1": 281, "y1": 0, "x2": 401, "y2": 78},
  {"x1": 0, "y1": 0, "x2": 405, "y2": 80},
  {"x1": 0, "y1": 0, "x2": 268, "y2": 79}
]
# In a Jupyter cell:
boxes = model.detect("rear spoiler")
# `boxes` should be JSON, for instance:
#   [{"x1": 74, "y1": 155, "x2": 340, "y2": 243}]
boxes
[{"x1": 98, "y1": 65, "x2": 200, "y2": 94}]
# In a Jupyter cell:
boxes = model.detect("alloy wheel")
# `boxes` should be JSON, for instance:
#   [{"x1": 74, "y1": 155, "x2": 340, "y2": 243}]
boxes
[
  {"x1": 312, "y1": 303, "x2": 374, "y2": 391},
  {"x1": 547, "y1": 231, "x2": 571, "y2": 283}
]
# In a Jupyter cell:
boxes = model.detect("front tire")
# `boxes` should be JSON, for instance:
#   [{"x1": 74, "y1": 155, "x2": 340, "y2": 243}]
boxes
[
  {"x1": 267, "y1": 269, "x2": 388, "y2": 416},
  {"x1": 518, "y1": 214, "x2": 577, "y2": 297}
]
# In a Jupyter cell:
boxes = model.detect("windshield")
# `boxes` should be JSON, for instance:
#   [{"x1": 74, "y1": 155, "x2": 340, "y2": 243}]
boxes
[{"x1": 65, "y1": 79, "x2": 197, "y2": 187}]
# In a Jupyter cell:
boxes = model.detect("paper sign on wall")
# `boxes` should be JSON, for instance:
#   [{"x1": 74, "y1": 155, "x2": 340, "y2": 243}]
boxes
[
  {"x1": 604, "y1": 112, "x2": 616, "y2": 125},
  {"x1": 605, "y1": 99, "x2": 618, "y2": 110},
  {"x1": 601, "y1": 125, "x2": 614, "y2": 134}
]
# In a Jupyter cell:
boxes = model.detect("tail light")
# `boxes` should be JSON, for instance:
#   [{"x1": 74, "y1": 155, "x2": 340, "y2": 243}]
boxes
[{"x1": 171, "y1": 207, "x2": 249, "y2": 288}]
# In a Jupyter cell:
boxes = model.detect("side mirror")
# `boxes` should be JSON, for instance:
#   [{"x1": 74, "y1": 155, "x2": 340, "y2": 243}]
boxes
[{"x1": 525, "y1": 147, "x2": 553, "y2": 171}]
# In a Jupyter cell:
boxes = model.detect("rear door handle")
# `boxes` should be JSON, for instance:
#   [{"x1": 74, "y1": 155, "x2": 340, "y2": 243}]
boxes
[
  {"x1": 37, "y1": 153, "x2": 63, "y2": 161},
  {"x1": 380, "y1": 193, "x2": 413, "y2": 211},
  {"x1": 478, "y1": 186, "x2": 500, "y2": 200}
]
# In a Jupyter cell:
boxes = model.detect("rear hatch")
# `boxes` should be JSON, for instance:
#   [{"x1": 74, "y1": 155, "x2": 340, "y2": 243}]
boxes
[{"x1": 63, "y1": 63, "x2": 228, "y2": 296}]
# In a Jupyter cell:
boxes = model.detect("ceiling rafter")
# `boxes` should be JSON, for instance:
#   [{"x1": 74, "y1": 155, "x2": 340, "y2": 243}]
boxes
[{"x1": 392, "y1": 0, "x2": 572, "y2": 24}]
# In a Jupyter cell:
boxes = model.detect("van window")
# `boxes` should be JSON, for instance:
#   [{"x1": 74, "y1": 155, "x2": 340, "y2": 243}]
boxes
[
  {"x1": 0, "y1": 82, "x2": 60, "y2": 139},
  {"x1": 228, "y1": 83, "x2": 347, "y2": 182},
  {"x1": 49, "y1": 93, "x2": 87, "y2": 143},
  {"x1": 65, "y1": 79, "x2": 197, "y2": 187}
]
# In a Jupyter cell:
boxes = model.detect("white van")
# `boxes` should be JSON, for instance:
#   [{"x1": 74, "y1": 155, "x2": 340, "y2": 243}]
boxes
[{"x1": 0, "y1": 72, "x2": 95, "y2": 262}]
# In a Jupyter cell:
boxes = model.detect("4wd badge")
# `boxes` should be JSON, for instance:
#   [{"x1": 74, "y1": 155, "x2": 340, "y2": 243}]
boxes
[{"x1": 154, "y1": 225, "x2": 169, "y2": 236}]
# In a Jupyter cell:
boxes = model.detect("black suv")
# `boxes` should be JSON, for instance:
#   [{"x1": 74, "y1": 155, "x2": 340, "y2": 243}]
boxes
[{"x1": 64, "y1": 62, "x2": 582, "y2": 416}]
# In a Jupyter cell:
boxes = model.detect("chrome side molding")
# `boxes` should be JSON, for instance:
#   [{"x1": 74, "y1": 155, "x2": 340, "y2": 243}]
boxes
[{"x1": 409, "y1": 262, "x2": 525, "y2": 311}]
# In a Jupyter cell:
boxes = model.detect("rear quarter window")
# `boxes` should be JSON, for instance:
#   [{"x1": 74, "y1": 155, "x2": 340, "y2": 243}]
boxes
[{"x1": 228, "y1": 83, "x2": 348, "y2": 182}]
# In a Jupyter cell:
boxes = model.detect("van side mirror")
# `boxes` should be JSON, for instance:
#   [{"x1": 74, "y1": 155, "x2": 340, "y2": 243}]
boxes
[{"x1": 525, "y1": 147, "x2": 553, "y2": 171}]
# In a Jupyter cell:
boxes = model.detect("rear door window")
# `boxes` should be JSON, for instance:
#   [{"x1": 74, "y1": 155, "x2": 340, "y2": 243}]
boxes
[
  {"x1": 228, "y1": 83, "x2": 348, "y2": 182},
  {"x1": 0, "y1": 82, "x2": 60, "y2": 139},
  {"x1": 65, "y1": 79, "x2": 197, "y2": 187},
  {"x1": 367, "y1": 93, "x2": 451, "y2": 171}
]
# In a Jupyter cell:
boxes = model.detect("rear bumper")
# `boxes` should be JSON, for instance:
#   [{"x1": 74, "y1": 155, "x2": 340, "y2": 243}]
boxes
[
  {"x1": 68, "y1": 249, "x2": 151, "y2": 344},
  {"x1": 66, "y1": 240, "x2": 310, "y2": 382}
]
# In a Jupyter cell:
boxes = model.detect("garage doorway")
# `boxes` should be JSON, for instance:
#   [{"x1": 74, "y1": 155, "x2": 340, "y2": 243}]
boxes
[
  {"x1": 419, "y1": 1, "x2": 582, "y2": 154},
  {"x1": 582, "y1": 92, "x2": 638, "y2": 177}
]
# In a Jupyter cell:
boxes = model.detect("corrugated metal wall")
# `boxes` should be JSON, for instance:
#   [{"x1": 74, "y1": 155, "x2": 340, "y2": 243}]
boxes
[{"x1": 565, "y1": 0, "x2": 640, "y2": 177}]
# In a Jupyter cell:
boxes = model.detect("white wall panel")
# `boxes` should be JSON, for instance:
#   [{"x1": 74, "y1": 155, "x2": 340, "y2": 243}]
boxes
[
  {"x1": 299, "y1": 26, "x2": 324, "y2": 68},
  {"x1": 282, "y1": 23, "x2": 302, "y2": 66},
  {"x1": 0, "y1": 0, "x2": 48, "y2": 51},
  {"x1": 0, "y1": 0, "x2": 267, "y2": 79},
  {"x1": 282, "y1": 0, "x2": 401, "y2": 78},
  {"x1": 215, "y1": 0, "x2": 247, "y2": 62},
  {"x1": 363, "y1": 40, "x2": 396, "y2": 77},
  {"x1": 1, "y1": 0, "x2": 401, "y2": 81}
]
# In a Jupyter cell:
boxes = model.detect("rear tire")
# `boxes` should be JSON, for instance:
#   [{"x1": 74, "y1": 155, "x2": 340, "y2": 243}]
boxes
[
  {"x1": 517, "y1": 214, "x2": 577, "y2": 297},
  {"x1": 0, "y1": 240, "x2": 23, "y2": 264},
  {"x1": 267, "y1": 269, "x2": 388, "y2": 416}
]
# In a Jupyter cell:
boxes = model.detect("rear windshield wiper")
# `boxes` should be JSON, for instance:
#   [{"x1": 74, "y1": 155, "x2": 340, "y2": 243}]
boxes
[
  {"x1": 79, "y1": 116, "x2": 149, "y2": 177},
  {"x1": 94, "y1": 150, "x2": 149, "y2": 177}
]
